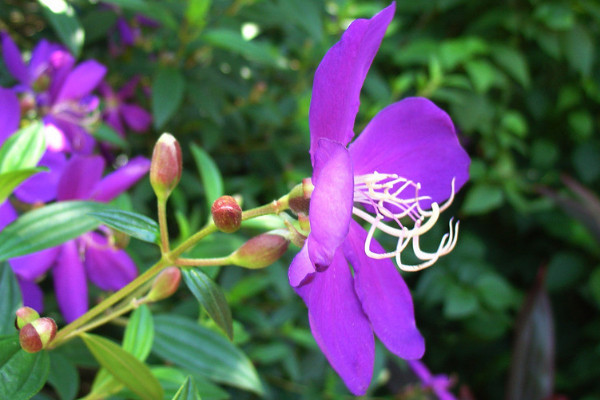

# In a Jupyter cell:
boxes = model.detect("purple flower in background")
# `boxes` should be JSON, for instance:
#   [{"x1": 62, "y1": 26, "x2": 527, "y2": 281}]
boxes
[
  {"x1": 1, "y1": 32, "x2": 106, "y2": 154},
  {"x1": 288, "y1": 3, "x2": 470, "y2": 395},
  {"x1": 98, "y1": 77, "x2": 152, "y2": 136},
  {"x1": 1, "y1": 155, "x2": 150, "y2": 322},
  {"x1": 408, "y1": 360, "x2": 456, "y2": 400},
  {"x1": 0, "y1": 86, "x2": 19, "y2": 145}
]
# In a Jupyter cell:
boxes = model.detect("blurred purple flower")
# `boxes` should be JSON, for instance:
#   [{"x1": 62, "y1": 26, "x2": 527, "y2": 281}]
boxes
[
  {"x1": 408, "y1": 360, "x2": 456, "y2": 400},
  {"x1": 1, "y1": 155, "x2": 150, "y2": 322},
  {"x1": 98, "y1": 77, "x2": 152, "y2": 136},
  {"x1": 287, "y1": 3, "x2": 470, "y2": 395},
  {"x1": 0, "y1": 86, "x2": 19, "y2": 145},
  {"x1": 1, "y1": 32, "x2": 106, "y2": 154}
]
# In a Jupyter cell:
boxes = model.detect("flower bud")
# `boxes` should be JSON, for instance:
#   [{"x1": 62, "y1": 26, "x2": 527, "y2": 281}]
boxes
[
  {"x1": 212, "y1": 196, "x2": 242, "y2": 233},
  {"x1": 19, "y1": 317, "x2": 57, "y2": 353},
  {"x1": 146, "y1": 267, "x2": 181, "y2": 302},
  {"x1": 150, "y1": 133, "x2": 182, "y2": 200},
  {"x1": 288, "y1": 179, "x2": 313, "y2": 215},
  {"x1": 15, "y1": 307, "x2": 40, "y2": 330},
  {"x1": 230, "y1": 232, "x2": 290, "y2": 269}
]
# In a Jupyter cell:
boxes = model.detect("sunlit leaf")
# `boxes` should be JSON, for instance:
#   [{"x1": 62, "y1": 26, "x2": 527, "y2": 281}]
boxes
[{"x1": 37, "y1": 0, "x2": 84, "y2": 57}]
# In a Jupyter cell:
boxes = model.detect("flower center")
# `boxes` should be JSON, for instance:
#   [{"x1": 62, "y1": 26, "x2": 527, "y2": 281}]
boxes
[{"x1": 352, "y1": 172, "x2": 459, "y2": 272}]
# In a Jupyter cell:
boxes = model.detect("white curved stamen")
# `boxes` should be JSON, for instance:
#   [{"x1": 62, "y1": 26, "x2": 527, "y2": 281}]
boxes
[{"x1": 352, "y1": 172, "x2": 459, "y2": 272}]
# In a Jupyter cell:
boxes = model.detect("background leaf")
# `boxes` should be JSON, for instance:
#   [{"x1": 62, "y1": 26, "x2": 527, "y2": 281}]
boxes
[
  {"x1": 37, "y1": 0, "x2": 84, "y2": 57},
  {"x1": 152, "y1": 67, "x2": 185, "y2": 129},
  {"x1": 0, "y1": 264, "x2": 21, "y2": 336},
  {"x1": 190, "y1": 144, "x2": 224, "y2": 214},
  {"x1": 81, "y1": 333, "x2": 163, "y2": 400},
  {"x1": 0, "y1": 335, "x2": 50, "y2": 400},
  {"x1": 123, "y1": 304, "x2": 155, "y2": 361},
  {"x1": 153, "y1": 314, "x2": 263, "y2": 394},
  {"x1": 172, "y1": 376, "x2": 201, "y2": 400},
  {"x1": 183, "y1": 268, "x2": 233, "y2": 340}
]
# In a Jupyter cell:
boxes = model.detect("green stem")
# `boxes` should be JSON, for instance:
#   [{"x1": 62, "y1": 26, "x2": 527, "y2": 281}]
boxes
[
  {"x1": 157, "y1": 197, "x2": 170, "y2": 252},
  {"x1": 175, "y1": 256, "x2": 232, "y2": 267},
  {"x1": 50, "y1": 259, "x2": 168, "y2": 348}
]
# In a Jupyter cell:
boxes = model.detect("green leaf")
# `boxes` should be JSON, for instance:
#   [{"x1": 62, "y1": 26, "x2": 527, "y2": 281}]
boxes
[
  {"x1": 81, "y1": 333, "x2": 163, "y2": 400},
  {"x1": 88, "y1": 208, "x2": 160, "y2": 244},
  {"x1": 475, "y1": 274, "x2": 517, "y2": 311},
  {"x1": 0, "y1": 335, "x2": 50, "y2": 400},
  {"x1": 152, "y1": 67, "x2": 185, "y2": 129},
  {"x1": 462, "y1": 183, "x2": 504, "y2": 215},
  {"x1": 153, "y1": 367, "x2": 229, "y2": 400},
  {"x1": 183, "y1": 268, "x2": 233, "y2": 340},
  {"x1": 172, "y1": 376, "x2": 201, "y2": 400},
  {"x1": 123, "y1": 304, "x2": 154, "y2": 361},
  {"x1": 0, "y1": 201, "x2": 110, "y2": 262},
  {"x1": 101, "y1": 0, "x2": 177, "y2": 29},
  {"x1": 444, "y1": 285, "x2": 479, "y2": 319},
  {"x1": 0, "y1": 168, "x2": 47, "y2": 204},
  {"x1": 153, "y1": 315, "x2": 263, "y2": 394},
  {"x1": 492, "y1": 45, "x2": 530, "y2": 88},
  {"x1": 0, "y1": 122, "x2": 45, "y2": 173},
  {"x1": 0, "y1": 264, "x2": 22, "y2": 336},
  {"x1": 186, "y1": 0, "x2": 211, "y2": 32},
  {"x1": 92, "y1": 124, "x2": 130, "y2": 149},
  {"x1": 562, "y1": 25, "x2": 594, "y2": 76},
  {"x1": 201, "y1": 29, "x2": 278, "y2": 66},
  {"x1": 190, "y1": 144, "x2": 224, "y2": 213},
  {"x1": 37, "y1": 0, "x2": 84, "y2": 57},
  {"x1": 47, "y1": 352, "x2": 79, "y2": 400}
]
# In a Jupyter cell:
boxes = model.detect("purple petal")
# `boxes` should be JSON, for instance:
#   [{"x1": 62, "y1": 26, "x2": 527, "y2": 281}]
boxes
[
  {"x1": 48, "y1": 118, "x2": 96, "y2": 154},
  {"x1": 14, "y1": 150, "x2": 67, "y2": 203},
  {"x1": 307, "y1": 139, "x2": 353, "y2": 269},
  {"x1": 288, "y1": 243, "x2": 316, "y2": 288},
  {"x1": 117, "y1": 17, "x2": 136, "y2": 46},
  {"x1": 343, "y1": 220, "x2": 425, "y2": 359},
  {"x1": 53, "y1": 241, "x2": 88, "y2": 323},
  {"x1": 349, "y1": 97, "x2": 470, "y2": 207},
  {"x1": 16, "y1": 278, "x2": 44, "y2": 314},
  {"x1": 84, "y1": 232, "x2": 138, "y2": 290},
  {"x1": 0, "y1": 200, "x2": 17, "y2": 230},
  {"x1": 1, "y1": 32, "x2": 28, "y2": 84},
  {"x1": 300, "y1": 249, "x2": 374, "y2": 395},
  {"x1": 308, "y1": 3, "x2": 395, "y2": 163},
  {"x1": 104, "y1": 109, "x2": 126, "y2": 136},
  {"x1": 57, "y1": 155, "x2": 105, "y2": 201},
  {"x1": 120, "y1": 104, "x2": 152, "y2": 132},
  {"x1": 0, "y1": 87, "x2": 20, "y2": 145},
  {"x1": 55, "y1": 60, "x2": 106, "y2": 102},
  {"x1": 91, "y1": 156, "x2": 150, "y2": 202},
  {"x1": 117, "y1": 76, "x2": 140, "y2": 99},
  {"x1": 10, "y1": 246, "x2": 61, "y2": 281},
  {"x1": 29, "y1": 40, "x2": 66, "y2": 83}
]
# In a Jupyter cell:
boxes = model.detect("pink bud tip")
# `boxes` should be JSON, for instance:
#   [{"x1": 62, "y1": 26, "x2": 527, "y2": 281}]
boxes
[
  {"x1": 212, "y1": 196, "x2": 242, "y2": 233},
  {"x1": 19, "y1": 317, "x2": 57, "y2": 353},
  {"x1": 15, "y1": 307, "x2": 40, "y2": 330},
  {"x1": 147, "y1": 267, "x2": 181, "y2": 302},
  {"x1": 230, "y1": 233, "x2": 290, "y2": 269},
  {"x1": 150, "y1": 132, "x2": 183, "y2": 200}
]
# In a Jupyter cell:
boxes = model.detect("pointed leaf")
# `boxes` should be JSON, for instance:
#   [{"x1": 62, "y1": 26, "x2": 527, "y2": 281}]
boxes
[
  {"x1": 0, "y1": 168, "x2": 47, "y2": 204},
  {"x1": 172, "y1": 376, "x2": 201, "y2": 400},
  {"x1": 0, "y1": 122, "x2": 45, "y2": 173},
  {"x1": 153, "y1": 314, "x2": 263, "y2": 394},
  {"x1": 88, "y1": 208, "x2": 160, "y2": 244},
  {"x1": 190, "y1": 144, "x2": 223, "y2": 213},
  {"x1": 0, "y1": 335, "x2": 50, "y2": 400},
  {"x1": 123, "y1": 304, "x2": 154, "y2": 361},
  {"x1": 37, "y1": 0, "x2": 84, "y2": 57},
  {"x1": 0, "y1": 201, "x2": 110, "y2": 261},
  {"x1": 153, "y1": 367, "x2": 229, "y2": 400},
  {"x1": 183, "y1": 268, "x2": 233, "y2": 340},
  {"x1": 81, "y1": 333, "x2": 163, "y2": 400},
  {"x1": 92, "y1": 124, "x2": 130, "y2": 149},
  {"x1": 0, "y1": 264, "x2": 21, "y2": 336},
  {"x1": 152, "y1": 67, "x2": 185, "y2": 129},
  {"x1": 47, "y1": 352, "x2": 79, "y2": 400}
]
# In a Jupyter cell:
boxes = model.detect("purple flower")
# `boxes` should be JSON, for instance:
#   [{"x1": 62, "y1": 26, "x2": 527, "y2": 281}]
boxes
[
  {"x1": 98, "y1": 77, "x2": 152, "y2": 136},
  {"x1": 2, "y1": 155, "x2": 150, "y2": 322},
  {"x1": 2, "y1": 32, "x2": 106, "y2": 153},
  {"x1": 0, "y1": 86, "x2": 19, "y2": 145},
  {"x1": 287, "y1": 3, "x2": 470, "y2": 395},
  {"x1": 408, "y1": 360, "x2": 456, "y2": 400}
]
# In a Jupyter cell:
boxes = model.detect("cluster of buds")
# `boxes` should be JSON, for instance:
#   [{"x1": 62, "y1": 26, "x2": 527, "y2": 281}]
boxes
[{"x1": 15, "y1": 307, "x2": 57, "y2": 353}]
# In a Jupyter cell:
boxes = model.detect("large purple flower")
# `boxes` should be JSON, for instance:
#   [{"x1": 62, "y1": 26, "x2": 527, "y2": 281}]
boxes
[
  {"x1": 2, "y1": 155, "x2": 150, "y2": 322},
  {"x1": 2, "y1": 32, "x2": 106, "y2": 154},
  {"x1": 288, "y1": 3, "x2": 470, "y2": 395}
]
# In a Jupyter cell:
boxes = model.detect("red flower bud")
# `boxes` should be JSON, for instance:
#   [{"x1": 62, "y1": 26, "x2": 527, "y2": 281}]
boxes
[
  {"x1": 15, "y1": 306, "x2": 40, "y2": 330},
  {"x1": 19, "y1": 317, "x2": 57, "y2": 353},
  {"x1": 146, "y1": 267, "x2": 181, "y2": 302},
  {"x1": 212, "y1": 196, "x2": 242, "y2": 233},
  {"x1": 150, "y1": 133, "x2": 182, "y2": 200},
  {"x1": 230, "y1": 232, "x2": 290, "y2": 269}
]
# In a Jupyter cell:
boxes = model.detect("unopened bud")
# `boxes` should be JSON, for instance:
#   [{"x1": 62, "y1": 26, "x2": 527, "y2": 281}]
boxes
[
  {"x1": 230, "y1": 232, "x2": 290, "y2": 269},
  {"x1": 288, "y1": 180, "x2": 313, "y2": 215},
  {"x1": 212, "y1": 196, "x2": 242, "y2": 233},
  {"x1": 150, "y1": 133, "x2": 182, "y2": 200},
  {"x1": 15, "y1": 307, "x2": 40, "y2": 330},
  {"x1": 19, "y1": 317, "x2": 57, "y2": 353},
  {"x1": 146, "y1": 267, "x2": 181, "y2": 302}
]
